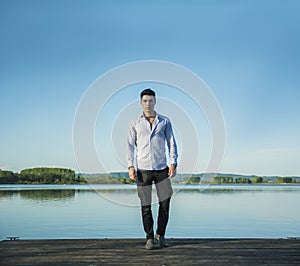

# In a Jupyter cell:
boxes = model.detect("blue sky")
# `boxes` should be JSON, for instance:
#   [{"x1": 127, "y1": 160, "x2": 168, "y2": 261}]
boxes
[{"x1": 1, "y1": 0, "x2": 299, "y2": 176}]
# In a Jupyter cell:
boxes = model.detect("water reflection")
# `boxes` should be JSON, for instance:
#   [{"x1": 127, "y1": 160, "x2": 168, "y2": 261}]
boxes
[
  {"x1": 0, "y1": 184, "x2": 299, "y2": 201},
  {"x1": 177, "y1": 185, "x2": 300, "y2": 194},
  {"x1": 0, "y1": 189, "x2": 75, "y2": 202},
  {"x1": 0, "y1": 190, "x2": 15, "y2": 199},
  {"x1": 20, "y1": 190, "x2": 75, "y2": 201}
]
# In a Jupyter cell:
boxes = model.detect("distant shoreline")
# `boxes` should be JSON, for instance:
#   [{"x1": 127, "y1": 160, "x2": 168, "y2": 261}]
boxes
[{"x1": 1, "y1": 167, "x2": 299, "y2": 185}]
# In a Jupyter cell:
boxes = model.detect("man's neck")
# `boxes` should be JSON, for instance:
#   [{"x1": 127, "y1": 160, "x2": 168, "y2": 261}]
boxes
[{"x1": 144, "y1": 111, "x2": 156, "y2": 118}]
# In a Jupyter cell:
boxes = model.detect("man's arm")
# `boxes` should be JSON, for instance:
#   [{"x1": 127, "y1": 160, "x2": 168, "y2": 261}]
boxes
[
  {"x1": 127, "y1": 121, "x2": 137, "y2": 181},
  {"x1": 165, "y1": 120, "x2": 178, "y2": 178}
]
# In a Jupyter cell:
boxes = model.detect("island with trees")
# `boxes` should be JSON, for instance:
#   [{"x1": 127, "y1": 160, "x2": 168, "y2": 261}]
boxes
[{"x1": 0, "y1": 168, "x2": 85, "y2": 184}]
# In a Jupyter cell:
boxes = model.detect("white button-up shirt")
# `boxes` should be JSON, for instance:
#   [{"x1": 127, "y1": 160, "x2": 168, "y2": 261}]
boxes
[{"x1": 127, "y1": 113, "x2": 178, "y2": 170}]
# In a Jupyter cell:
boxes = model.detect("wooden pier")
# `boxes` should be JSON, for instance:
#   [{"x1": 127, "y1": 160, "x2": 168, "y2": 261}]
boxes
[{"x1": 1, "y1": 238, "x2": 300, "y2": 265}]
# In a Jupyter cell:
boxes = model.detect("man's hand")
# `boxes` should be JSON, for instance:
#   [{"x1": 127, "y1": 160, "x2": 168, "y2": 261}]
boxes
[
  {"x1": 168, "y1": 164, "x2": 177, "y2": 179},
  {"x1": 128, "y1": 167, "x2": 137, "y2": 181}
]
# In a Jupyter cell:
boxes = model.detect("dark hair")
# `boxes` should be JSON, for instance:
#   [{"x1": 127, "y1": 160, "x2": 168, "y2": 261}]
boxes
[{"x1": 140, "y1": 88, "x2": 155, "y2": 99}]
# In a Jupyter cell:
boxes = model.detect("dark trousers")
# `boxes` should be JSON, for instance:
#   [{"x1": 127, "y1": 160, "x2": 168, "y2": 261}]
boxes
[{"x1": 137, "y1": 167, "x2": 173, "y2": 240}]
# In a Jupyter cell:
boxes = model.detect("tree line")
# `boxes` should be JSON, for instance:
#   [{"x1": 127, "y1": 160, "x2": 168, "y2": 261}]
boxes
[
  {"x1": 0, "y1": 168, "x2": 86, "y2": 184},
  {"x1": 210, "y1": 176, "x2": 296, "y2": 184},
  {"x1": 0, "y1": 168, "x2": 298, "y2": 184},
  {"x1": 179, "y1": 175, "x2": 298, "y2": 184}
]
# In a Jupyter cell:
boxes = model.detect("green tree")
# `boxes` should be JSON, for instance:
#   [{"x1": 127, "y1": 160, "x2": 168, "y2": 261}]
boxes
[
  {"x1": 183, "y1": 176, "x2": 200, "y2": 184},
  {"x1": 211, "y1": 176, "x2": 233, "y2": 184},
  {"x1": 119, "y1": 178, "x2": 135, "y2": 184},
  {"x1": 252, "y1": 176, "x2": 263, "y2": 183},
  {"x1": 276, "y1": 177, "x2": 293, "y2": 183},
  {"x1": 235, "y1": 178, "x2": 252, "y2": 184},
  {"x1": 0, "y1": 169, "x2": 18, "y2": 184},
  {"x1": 186, "y1": 176, "x2": 201, "y2": 184},
  {"x1": 19, "y1": 167, "x2": 77, "y2": 184}
]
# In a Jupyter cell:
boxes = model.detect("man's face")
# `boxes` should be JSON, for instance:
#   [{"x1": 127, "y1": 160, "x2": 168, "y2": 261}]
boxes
[{"x1": 140, "y1": 95, "x2": 156, "y2": 113}]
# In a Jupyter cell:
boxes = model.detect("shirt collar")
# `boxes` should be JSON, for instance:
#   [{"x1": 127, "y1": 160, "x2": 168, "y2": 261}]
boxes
[{"x1": 141, "y1": 112, "x2": 159, "y2": 119}]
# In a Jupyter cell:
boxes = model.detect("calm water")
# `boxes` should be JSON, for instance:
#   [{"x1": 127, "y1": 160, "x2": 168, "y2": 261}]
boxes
[{"x1": 0, "y1": 184, "x2": 300, "y2": 240}]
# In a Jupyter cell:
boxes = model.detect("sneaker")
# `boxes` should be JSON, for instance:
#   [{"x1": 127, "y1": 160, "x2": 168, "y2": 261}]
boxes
[
  {"x1": 155, "y1": 234, "x2": 168, "y2": 248},
  {"x1": 145, "y1": 239, "x2": 154, "y2": 250}
]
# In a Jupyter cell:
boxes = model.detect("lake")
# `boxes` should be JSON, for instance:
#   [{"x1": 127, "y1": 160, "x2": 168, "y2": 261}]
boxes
[{"x1": 0, "y1": 184, "x2": 299, "y2": 240}]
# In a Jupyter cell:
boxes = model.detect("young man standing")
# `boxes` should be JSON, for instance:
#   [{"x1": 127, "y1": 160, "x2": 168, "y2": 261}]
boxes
[{"x1": 127, "y1": 88, "x2": 178, "y2": 250}]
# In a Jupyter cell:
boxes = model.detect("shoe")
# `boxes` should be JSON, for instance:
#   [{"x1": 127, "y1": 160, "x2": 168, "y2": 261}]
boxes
[
  {"x1": 155, "y1": 234, "x2": 168, "y2": 248},
  {"x1": 145, "y1": 239, "x2": 154, "y2": 250}
]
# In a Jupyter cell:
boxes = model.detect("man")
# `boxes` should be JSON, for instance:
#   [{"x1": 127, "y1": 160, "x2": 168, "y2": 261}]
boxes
[{"x1": 127, "y1": 88, "x2": 178, "y2": 250}]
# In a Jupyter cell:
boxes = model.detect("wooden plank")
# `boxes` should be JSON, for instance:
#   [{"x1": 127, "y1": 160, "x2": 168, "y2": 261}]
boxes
[{"x1": 1, "y1": 238, "x2": 300, "y2": 265}]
